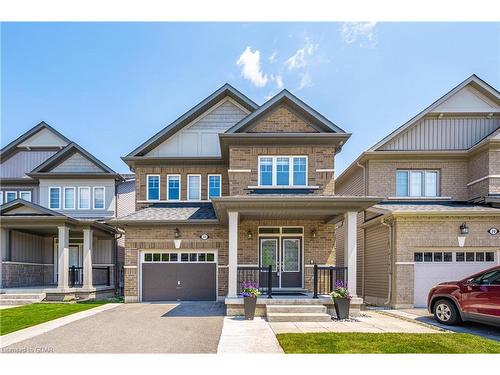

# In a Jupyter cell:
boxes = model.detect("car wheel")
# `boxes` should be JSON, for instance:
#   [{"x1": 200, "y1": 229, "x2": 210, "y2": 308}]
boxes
[{"x1": 433, "y1": 299, "x2": 461, "y2": 325}]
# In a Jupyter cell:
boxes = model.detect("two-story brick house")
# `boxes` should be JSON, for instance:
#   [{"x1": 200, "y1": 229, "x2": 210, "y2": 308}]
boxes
[
  {"x1": 335, "y1": 75, "x2": 500, "y2": 308},
  {"x1": 112, "y1": 84, "x2": 380, "y2": 311},
  {"x1": 0, "y1": 122, "x2": 126, "y2": 301}
]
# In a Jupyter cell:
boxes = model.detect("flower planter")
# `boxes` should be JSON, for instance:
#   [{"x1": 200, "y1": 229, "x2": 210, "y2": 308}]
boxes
[
  {"x1": 243, "y1": 296, "x2": 257, "y2": 320},
  {"x1": 333, "y1": 297, "x2": 350, "y2": 319}
]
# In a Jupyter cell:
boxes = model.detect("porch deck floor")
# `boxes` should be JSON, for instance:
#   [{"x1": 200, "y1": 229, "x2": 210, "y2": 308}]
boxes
[{"x1": 1, "y1": 285, "x2": 114, "y2": 294}]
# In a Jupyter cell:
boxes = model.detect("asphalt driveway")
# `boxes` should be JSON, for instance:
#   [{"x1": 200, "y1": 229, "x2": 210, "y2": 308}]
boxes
[{"x1": 3, "y1": 302, "x2": 226, "y2": 353}]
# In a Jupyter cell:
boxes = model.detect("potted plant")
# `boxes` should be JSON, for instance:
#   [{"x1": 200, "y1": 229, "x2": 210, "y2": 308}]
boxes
[
  {"x1": 330, "y1": 281, "x2": 351, "y2": 319},
  {"x1": 241, "y1": 281, "x2": 261, "y2": 320}
]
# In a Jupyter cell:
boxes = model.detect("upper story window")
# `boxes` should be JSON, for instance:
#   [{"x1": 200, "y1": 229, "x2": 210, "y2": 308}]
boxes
[
  {"x1": 396, "y1": 170, "x2": 439, "y2": 197},
  {"x1": 147, "y1": 175, "x2": 160, "y2": 201},
  {"x1": 63, "y1": 187, "x2": 75, "y2": 209},
  {"x1": 167, "y1": 175, "x2": 181, "y2": 201},
  {"x1": 49, "y1": 187, "x2": 61, "y2": 209},
  {"x1": 5, "y1": 191, "x2": 17, "y2": 203},
  {"x1": 187, "y1": 175, "x2": 201, "y2": 201},
  {"x1": 79, "y1": 187, "x2": 91, "y2": 209},
  {"x1": 208, "y1": 174, "x2": 221, "y2": 199},
  {"x1": 93, "y1": 187, "x2": 105, "y2": 209},
  {"x1": 19, "y1": 191, "x2": 32, "y2": 202},
  {"x1": 258, "y1": 156, "x2": 308, "y2": 187}
]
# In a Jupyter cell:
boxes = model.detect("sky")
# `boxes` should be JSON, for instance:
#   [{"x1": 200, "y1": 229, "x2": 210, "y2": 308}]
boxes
[{"x1": 1, "y1": 22, "x2": 499, "y2": 174}]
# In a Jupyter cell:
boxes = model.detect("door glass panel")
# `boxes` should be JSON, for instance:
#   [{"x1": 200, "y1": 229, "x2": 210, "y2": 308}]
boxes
[
  {"x1": 282, "y1": 239, "x2": 299, "y2": 272},
  {"x1": 261, "y1": 239, "x2": 277, "y2": 271}
]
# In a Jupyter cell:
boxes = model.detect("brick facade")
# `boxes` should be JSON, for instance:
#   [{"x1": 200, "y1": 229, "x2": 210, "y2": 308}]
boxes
[
  {"x1": 247, "y1": 105, "x2": 319, "y2": 133},
  {"x1": 2, "y1": 262, "x2": 53, "y2": 287}
]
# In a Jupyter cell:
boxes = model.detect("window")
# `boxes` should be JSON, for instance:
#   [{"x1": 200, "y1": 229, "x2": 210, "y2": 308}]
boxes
[
  {"x1": 78, "y1": 187, "x2": 91, "y2": 209},
  {"x1": 19, "y1": 191, "x2": 32, "y2": 202},
  {"x1": 475, "y1": 252, "x2": 484, "y2": 262},
  {"x1": 187, "y1": 175, "x2": 201, "y2": 201},
  {"x1": 415, "y1": 252, "x2": 453, "y2": 262},
  {"x1": 424, "y1": 252, "x2": 433, "y2": 262},
  {"x1": 93, "y1": 187, "x2": 105, "y2": 209},
  {"x1": 414, "y1": 252, "x2": 423, "y2": 262},
  {"x1": 167, "y1": 175, "x2": 181, "y2": 200},
  {"x1": 471, "y1": 270, "x2": 500, "y2": 286},
  {"x1": 0, "y1": 191, "x2": 3, "y2": 204},
  {"x1": 456, "y1": 252, "x2": 465, "y2": 262},
  {"x1": 208, "y1": 175, "x2": 221, "y2": 199},
  {"x1": 486, "y1": 252, "x2": 495, "y2": 262},
  {"x1": 147, "y1": 175, "x2": 160, "y2": 201},
  {"x1": 143, "y1": 252, "x2": 215, "y2": 263},
  {"x1": 444, "y1": 252, "x2": 452, "y2": 262},
  {"x1": 466, "y1": 252, "x2": 475, "y2": 262},
  {"x1": 258, "y1": 156, "x2": 308, "y2": 186},
  {"x1": 48, "y1": 187, "x2": 60, "y2": 209},
  {"x1": 5, "y1": 191, "x2": 17, "y2": 203},
  {"x1": 63, "y1": 187, "x2": 75, "y2": 209},
  {"x1": 396, "y1": 170, "x2": 439, "y2": 197},
  {"x1": 433, "y1": 252, "x2": 443, "y2": 262}
]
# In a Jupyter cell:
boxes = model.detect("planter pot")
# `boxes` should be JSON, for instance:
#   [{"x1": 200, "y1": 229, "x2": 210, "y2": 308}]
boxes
[
  {"x1": 333, "y1": 297, "x2": 350, "y2": 319},
  {"x1": 243, "y1": 296, "x2": 257, "y2": 320}
]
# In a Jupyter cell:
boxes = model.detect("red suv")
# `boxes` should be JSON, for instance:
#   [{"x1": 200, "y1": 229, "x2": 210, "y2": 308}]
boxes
[{"x1": 427, "y1": 266, "x2": 500, "y2": 326}]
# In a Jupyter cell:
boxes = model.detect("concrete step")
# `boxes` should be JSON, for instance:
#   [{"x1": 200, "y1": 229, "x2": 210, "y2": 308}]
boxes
[
  {"x1": 266, "y1": 312, "x2": 332, "y2": 322},
  {"x1": 266, "y1": 304, "x2": 327, "y2": 314},
  {"x1": 0, "y1": 293, "x2": 45, "y2": 300},
  {"x1": 0, "y1": 299, "x2": 39, "y2": 305}
]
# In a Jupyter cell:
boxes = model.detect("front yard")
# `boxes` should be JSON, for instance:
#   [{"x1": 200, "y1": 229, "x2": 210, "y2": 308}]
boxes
[
  {"x1": 0, "y1": 301, "x2": 109, "y2": 335},
  {"x1": 277, "y1": 332, "x2": 500, "y2": 354}
]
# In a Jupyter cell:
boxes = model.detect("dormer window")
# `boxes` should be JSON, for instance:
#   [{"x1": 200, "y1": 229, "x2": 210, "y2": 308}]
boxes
[
  {"x1": 396, "y1": 170, "x2": 439, "y2": 197},
  {"x1": 258, "y1": 156, "x2": 308, "y2": 187}
]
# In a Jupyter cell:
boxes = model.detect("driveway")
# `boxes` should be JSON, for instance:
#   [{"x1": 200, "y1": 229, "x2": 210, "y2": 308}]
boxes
[{"x1": 2, "y1": 302, "x2": 226, "y2": 353}]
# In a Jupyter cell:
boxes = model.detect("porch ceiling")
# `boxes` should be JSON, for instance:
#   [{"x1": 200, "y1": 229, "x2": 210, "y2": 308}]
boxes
[{"x1": 212, "y1": 195, "x2": 382, "y2": 224}]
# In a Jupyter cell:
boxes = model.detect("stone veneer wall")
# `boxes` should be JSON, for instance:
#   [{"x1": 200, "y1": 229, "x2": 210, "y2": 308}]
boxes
[{"x1": 2, "y1": 262, "x2": 54, "y2": 287}]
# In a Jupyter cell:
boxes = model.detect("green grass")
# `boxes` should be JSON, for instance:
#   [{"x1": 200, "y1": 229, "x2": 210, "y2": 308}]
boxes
[
  {"x1": 276, "y1": 332, "x2": 500, "y2": 354},
  {"x1": 0, "y1": 301, "x2": 108, "y2": 336}
]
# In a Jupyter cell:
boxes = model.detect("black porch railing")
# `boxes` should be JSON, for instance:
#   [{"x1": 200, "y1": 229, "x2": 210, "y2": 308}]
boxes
[
  {"x1": 313, "y1": 265, "x2": 348, "y2": 298},
  {"x1": 69, "y1": 266, "x2": 112, "y2": 287},
  {"x1": 236, "y1": 265, "x2": 273, "y2": 298}
]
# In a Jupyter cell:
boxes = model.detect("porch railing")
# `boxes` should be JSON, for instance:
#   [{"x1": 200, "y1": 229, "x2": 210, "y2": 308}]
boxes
[
  {"x1": 313, "y1": 265, "x2": 348, "y2": 298},
  {"x1": 236, "y1": 265, "x2": 273, "y2": 298},
  {"x1": 69, "y1": 266, "x2": 112, "y2": 287}
]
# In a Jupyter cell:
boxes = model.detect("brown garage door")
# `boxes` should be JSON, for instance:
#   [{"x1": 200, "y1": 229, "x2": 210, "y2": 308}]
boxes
[{"x1": 142, "y1": 263, "x2": 216, "y2": 301}]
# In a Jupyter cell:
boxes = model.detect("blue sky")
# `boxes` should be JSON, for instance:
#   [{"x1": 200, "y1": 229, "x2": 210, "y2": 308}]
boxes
[{"x1": 1, "y1": 22, "x2": 499, "y2": 173}]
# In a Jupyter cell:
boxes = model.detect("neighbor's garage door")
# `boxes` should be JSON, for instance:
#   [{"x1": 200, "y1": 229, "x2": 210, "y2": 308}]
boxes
[
  {"x1": 413, "y1": 250, "x2": 496, "y2": 307},
  {"x1": 142, "y1": 252, "x2": 216, "y2": 302}
]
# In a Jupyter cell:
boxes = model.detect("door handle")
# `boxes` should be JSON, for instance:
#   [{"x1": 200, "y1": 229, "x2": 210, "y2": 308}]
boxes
[{"x1": 177, "y1": 281, "x2": 181, "y2": 286}]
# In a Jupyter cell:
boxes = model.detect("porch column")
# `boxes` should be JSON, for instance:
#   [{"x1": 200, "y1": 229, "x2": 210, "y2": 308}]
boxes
[
  {"x1": 228, "y1": 211, "x2": 239, "y2": 298},
  {"x1": 344, "y1": 211, "x2": 357, "y2": 297},
  {"x1": 57, "y1": 225, "x2": 70, "y2": 290},
  {"x1": 0, "y1": 228, "x2": 8, "y2": 289},
  {"x1": 82, "y1": 228, "x2": 94, "y2": 290}
]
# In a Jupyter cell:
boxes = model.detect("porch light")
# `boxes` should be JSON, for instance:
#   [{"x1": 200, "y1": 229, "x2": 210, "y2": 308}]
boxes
[
  {"x1": 246, "y1": 230, "x2": 253, "y2": 240},
  {"x1": 311, "y1": 229, "x2": 317, "y2": 238},
  {"x1": 459, "y1": 223, "x2": 469, "y2": 235},
  {"x1": 174, "y1": 228, "x2": 181, "y2": 238}
]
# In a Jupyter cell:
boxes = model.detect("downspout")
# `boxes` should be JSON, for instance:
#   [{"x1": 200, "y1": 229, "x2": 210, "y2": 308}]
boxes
[{"x1": 380, "y1": 218, "x2": 393, "y2": 305}]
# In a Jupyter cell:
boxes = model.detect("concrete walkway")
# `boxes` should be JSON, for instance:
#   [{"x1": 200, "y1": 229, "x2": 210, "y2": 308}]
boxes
[
  {"x1": 269, "y1": 311, "x2": 440, "y2": 334},
  {"x1": 217, "y1": 317, "x2": 284, "y2": 353}
]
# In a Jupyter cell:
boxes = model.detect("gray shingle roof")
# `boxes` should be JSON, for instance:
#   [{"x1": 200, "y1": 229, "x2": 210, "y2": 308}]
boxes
[
  {"x1": 113, "y1": 203, "x2": 217, "y2": 222},
  {"x1": 373, "y1": 201, "x2": 500, "y2": 213}
]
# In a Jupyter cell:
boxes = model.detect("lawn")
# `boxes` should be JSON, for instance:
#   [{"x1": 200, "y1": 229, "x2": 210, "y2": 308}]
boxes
[
  {"x1": 276, "y1": 332, "x2": 500, "y2": 354},
  {"x1": 0, "y1": 301, "x2": 108, "y2": 336}
]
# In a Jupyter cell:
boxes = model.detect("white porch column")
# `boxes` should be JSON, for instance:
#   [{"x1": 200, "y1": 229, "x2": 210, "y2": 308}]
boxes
[
  {"x1": 57, "y1": 225, "x2": 70, "y2": 290},
  {"x1": 228, "y1": 211, "x2": 239, "y2": 298},
  {"x1": 344, "y1": 211, "x2": 357, "y2": 297},
  {"x1": 82, "y1": 228, "x2": 94, "y2": 290}
]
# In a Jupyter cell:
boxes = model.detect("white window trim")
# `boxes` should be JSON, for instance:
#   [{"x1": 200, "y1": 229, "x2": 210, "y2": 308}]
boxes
[
  {"x1": 0, "y1": 191, "x2": 3, "y2": 204},
  {"x1": 167, "y1": 174, "x2": 181, "y2": 201},
  {"x1": 93, "y1": 186, "x2": 106, "y2": 210},
  {"x1": 78, "y1": 186, "x2": 91, "y2": 210},
  {"x1": 48, "y1": 187, "x2": 60, "y2": 209},
  {"x1": 396, "y1": 169, "x2": 440, "y2": 198},
  {"x1": 258, "y1": 155, "x2": 308, "y2": 187},
  {"x1": 207, "y1": 174, "x2": 222, "y2": 200},
  {"x1": 62, "y1": 187, "x2": 76, "y2": 210},
  {"x1": 19, "y1": 190, "x2": 32, "y2": 202},
  {"x1": 187, "y1": 174, "x2": 202, "y2": 201},
  {"x1": 146, "y1": 174, "x2": 161, "y2": 201}
]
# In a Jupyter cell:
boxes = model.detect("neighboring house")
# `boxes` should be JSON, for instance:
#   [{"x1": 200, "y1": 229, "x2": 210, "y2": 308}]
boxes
[
  {"x1": 335, "y1": 75, "x2": 500, "y2": 308},
  {"x1": 0, "y1": 122, "x2": 125, "y2": 300},
  {"x1": 111, "y1": 84, "x2": 380, "y2": 307}
]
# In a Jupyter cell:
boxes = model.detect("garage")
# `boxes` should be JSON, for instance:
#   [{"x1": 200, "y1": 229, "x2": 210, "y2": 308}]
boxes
[
  {"x1": 413, "y1": 250, "x2": 497, "y2": 307},
  {"x1": 141, "y1": 251, "x2": 217, "y2": 302}
]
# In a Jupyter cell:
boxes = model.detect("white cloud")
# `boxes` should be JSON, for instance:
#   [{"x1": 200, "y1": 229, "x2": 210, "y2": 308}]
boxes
[
  {"x1": 298, "y1": 72, "x2": 312, "y2": 90},
  {"x1": 236, "y1": 47, "x2": 269, "y2": 87},
  {"x1": 340, "y1": 22, "x2": 377, "y2": 48},
  {"x1": 273, "y1": 74, "x2": 284, "y2": 89},
  {"x1": 285, "y1": 39, "x2": 317, "y2": 70},
  {"x1": 269, "y1": 51, "x2": 278, "y2": 64}
]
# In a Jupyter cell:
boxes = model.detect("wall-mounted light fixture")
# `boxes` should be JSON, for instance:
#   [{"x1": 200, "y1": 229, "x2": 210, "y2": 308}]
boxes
[
  {"x1": 246, "y1": 230, "x2": 253, "y2": 240},
  {"x1": 459, "y1": 222, "x2": 469, "y2": 235},
  {"x1": 311, "y1": 229, "x2": 317, "y2": 239},
  {"x1": 174, "y1": 228, "x2": 181, "y2": 238}
]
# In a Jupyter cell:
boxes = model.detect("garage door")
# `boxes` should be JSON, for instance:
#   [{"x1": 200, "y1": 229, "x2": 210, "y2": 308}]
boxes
[
  {"x1": 141, "y1": 251, "x2": 216, "y2": 302},
  {"x1": 413, "y1": 250, "x2": 497, "y2": 307}
]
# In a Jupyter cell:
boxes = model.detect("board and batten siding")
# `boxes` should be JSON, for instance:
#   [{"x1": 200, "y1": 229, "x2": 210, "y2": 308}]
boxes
[
  {"x1": 38, "y1": 178, "x2": 116, "y2": 218},
  {"x1": 51, "y1": 152, "x2": 104, "y2": 173},
  {"x1": 378, "y1": 117, "x2": 500, "y2": 151},
  {"x1": 0, "y1": 150, "x2": 57, "y2": 178},
  {"x1": 146, "y1": 99, "x2": 248, "y2": 157},
  {"x1": 92, "y1": 239, "x2": 113, "y2": 264},
  {"x1": 364, "y1": 223, "x2": 390, "y2": 302},
  {"x1": 4, "y1": 230, "x2": 53, "y2": 264}
]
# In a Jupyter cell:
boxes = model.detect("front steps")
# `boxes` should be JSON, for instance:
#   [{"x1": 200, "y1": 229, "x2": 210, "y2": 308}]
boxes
[
  {"x1": 0, "y1": 293, "x2": 46, "y2": 305},
  {"x1": 266, "y1": 304, "x2": 332, "y2": 322}
]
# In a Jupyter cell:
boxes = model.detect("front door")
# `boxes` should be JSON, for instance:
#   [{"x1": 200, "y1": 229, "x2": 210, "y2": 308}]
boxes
[{"x1": 259, "y1": 237, "x2": 302, "y2": 288}]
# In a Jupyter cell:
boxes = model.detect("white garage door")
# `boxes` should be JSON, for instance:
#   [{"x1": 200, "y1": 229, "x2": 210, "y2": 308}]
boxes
[{"x1": 413, "y1": 250, "x2": 497, "y2": 307}]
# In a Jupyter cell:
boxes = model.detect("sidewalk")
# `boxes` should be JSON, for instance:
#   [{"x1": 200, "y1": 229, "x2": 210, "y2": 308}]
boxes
[{"x1": 217, "y1": 316, "x2": 284, "y2": 354}]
